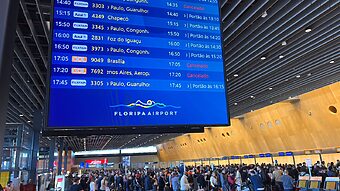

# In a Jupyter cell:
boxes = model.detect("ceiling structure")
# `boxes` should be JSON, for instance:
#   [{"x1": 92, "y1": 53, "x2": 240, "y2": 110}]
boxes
[{"x1": 5, "y1": 0, "x2": 340, "y2": 151}]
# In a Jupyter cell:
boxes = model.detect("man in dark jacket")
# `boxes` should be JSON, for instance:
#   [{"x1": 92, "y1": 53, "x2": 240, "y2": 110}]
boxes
[
  {"x1": 144, "y1": 173, "x2": 153, "y2": 191},
  {"x1": 158, "y1": 173, "x2": 166, "y2": 191},
  {"x1": 249, "y1": 170, "x2": 264, "y2": 191}
]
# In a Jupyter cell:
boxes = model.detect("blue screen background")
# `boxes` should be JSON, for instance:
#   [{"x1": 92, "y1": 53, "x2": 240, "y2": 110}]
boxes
[{"x1": 48, "y1": 0, "x2": 229, "y2": 128}]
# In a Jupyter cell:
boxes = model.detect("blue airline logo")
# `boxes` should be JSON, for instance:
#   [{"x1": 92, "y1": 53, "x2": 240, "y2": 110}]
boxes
[
  {"x1": 74, "y1": 1, "x2": 89, "y2": 8},
  {"x1": 73, "y1": 33, "x2": 88, "y2": 40},
  {"x1": 72, "y1": 45, "x2": 87, "y2": 52},
  {"x1": 73, "y1": 11, "x2": 88, "y2": 19},
  {"x1": 71, "y1": 79, "x2": 87, "y2": 86},
  {"x1": 73, "y1": 22, "x2": 88, "y2": 29}
]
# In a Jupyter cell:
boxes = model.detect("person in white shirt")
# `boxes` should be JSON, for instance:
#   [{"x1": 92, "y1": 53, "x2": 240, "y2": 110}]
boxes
[
  {"x1": 235, "y1": 169, "x2": 242, "y2": 191},
  {"x1": 180, "y1": 173, "x2": 190, "y2": 191},
  {"x1": 89, "y1": 179, "x2": 95, "y2": 191},
  {"x1": 210, "y1": 172, "x2": 218, "y2": 191},
  {"x1": 100, "y1": 176, "x2": 108, "y2": 191}
]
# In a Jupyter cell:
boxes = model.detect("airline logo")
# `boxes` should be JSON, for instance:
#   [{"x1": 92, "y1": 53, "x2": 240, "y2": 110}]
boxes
[
  {"x1": 73, "y1": 11, "x2": 88, "y2": 19},
  {"x1": 71, "y1": 79, "x2": 87, "y2": 86},
  {"x1": 74, "y1": 1, "x2": 89, "y2": 8},
  {"x1": 71, "y1": 68, "x2": 87, "y2": 74},
  {"x1": 72, "y1": 33, "x2": 88, "y2": 40},
  {"x1": 72, "y1": 56, "x2": 87, "y2": 63},
  {"x1": 72, "y1": 45, "x2": 87, "y2": 51},
  {"x1": 73, "y1": 22, "x2": 88, "y2": 29}
]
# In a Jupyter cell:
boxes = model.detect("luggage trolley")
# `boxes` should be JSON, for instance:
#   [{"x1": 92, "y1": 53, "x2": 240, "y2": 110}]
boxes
[
  {"x1": 323, "y1": 177, "x2": 339, "y2": 191},
  {"x1": 308, "y1": 176, "x2": 322, "y2": 191},
  {"x1": 297, "y1": 176, "x2": 309, "y2": 191}
]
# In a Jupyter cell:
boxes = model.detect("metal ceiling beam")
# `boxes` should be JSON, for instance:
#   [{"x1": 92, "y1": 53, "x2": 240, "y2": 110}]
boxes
[
  {"x1": 19, "y1": 0, "x2": 48, "y2": 68},
  {"x1": 34, "y1": 0, "x2": 49, "y2": 44},
  {"x1": 223, "y1": 0, "x2": 277, "y2": 42},
  {"x1": 223, "y1": 0, "x2": 303, "y2": 49},
  {"x1": 16, "y1": 28, "x2": 46, "y2": 87},
  {"x1": 229, "y1": 26, "x2": 339, "y2": 94},
  {"x1": 227, "y1": 0, "x2": 337, "y2": 75},
  {"x1": 221, "y1": 0, "x2": 242, "y2": 23},
  {"x1": 9, "y1": 82, "x2": 36, "y2": 112},
  {"x1": 12, "y1": 64, "x2": 43, "y2": 107},
  {"x1": 8, "y1": 91, "x2": 34, "y2": 114},
  {"x1": 222, "y1": 0, "x2": 256, "y2": 31},
  {"x1": 229, "y1": 11, "x2": 339, "y2": 86},
  {"x1": 11, "y1": 75, "x2": 39, "y2": 109},
  {"x1": 8, "y1": 101, "x2": 31, "y2": 120},
  {"x1": 230, "y1": 48, "x2": 339, "y2": 104}
]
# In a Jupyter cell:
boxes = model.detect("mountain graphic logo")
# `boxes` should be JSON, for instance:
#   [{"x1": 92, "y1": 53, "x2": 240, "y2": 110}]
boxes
[{"x1": 110, "y1": 100, "x2": 181, "y2": 109}]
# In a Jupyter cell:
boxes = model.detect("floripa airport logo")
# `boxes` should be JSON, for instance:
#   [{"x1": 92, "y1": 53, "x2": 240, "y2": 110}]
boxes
[{"x1": 110, "y1": 100, "x2": 180, "y2": 117}]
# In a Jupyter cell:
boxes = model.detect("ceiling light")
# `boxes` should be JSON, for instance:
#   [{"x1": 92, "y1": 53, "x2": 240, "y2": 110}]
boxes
[
  {"x1": 296, "y1": 75, "x2": 301, "y2": 78},
  {"x1": 329, "y1": 60, "x2": 335, "y2": 64},
  {"x1": 27, "y1": 121, "x2": 31, "y2": 123},
  {"x1": 268, "y1": 87, "x2": 273, "y2": 90},
  {"x1": 233, "y1": 74, "x2": 239, "y2": 77},
  {"x1": 279, "y1": 55, "x2": 284, "y2": 59},
  {"x1": 281, "y1": 41, "x2": 287, "y2": 46},
  {"x1": 234, "y1": 103, "x2": 238, "y2": 106},
  {"x1": 250, "y1": 96, "x2": 255, "y2": 99},
  {"x1": 19, "y1": 114, "x2": 24, "y2": 117},
  {"x1": 305, "y1": 28, "x2": 312, "y2": 33},
  {"x1": 261, "y1": 56, "x2": 266, "y2": 60},
  {"x1": 261, "y1": 11, "x2": 268, "y2": 18},
  {"x1": 307, "y1": 73, "x2": 312, "y2": 77}
]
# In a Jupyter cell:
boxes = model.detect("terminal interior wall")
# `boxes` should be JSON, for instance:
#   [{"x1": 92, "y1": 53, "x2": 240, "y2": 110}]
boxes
[{"x1": 157, "y1": 82, "x2": 340, "y2": 163}]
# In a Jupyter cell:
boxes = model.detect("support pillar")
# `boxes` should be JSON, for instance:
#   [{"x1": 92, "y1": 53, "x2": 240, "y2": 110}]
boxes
[
  {"x1": 63, "y1": 147, "x2": 68, "y2": 174},
  {"x1": 0, "y1": 0, "x2": 20, "y2": 168},
  {"x1": 14, "y1": 125, "x2": 23, "y2": 178},
  {"x1": 31, "y1": 111, "x2": 42, "y2": 182},
  {"x1": 57, "y1": 139, "x2": 64, "y2": 175},
  {"x1": 48, "y1": 137, "x2": 56, "y2": 172}
]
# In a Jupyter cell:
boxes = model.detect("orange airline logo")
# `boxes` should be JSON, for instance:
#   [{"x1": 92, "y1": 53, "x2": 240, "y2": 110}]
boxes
[
  {"x1": 72, "y1": 56, "x2": 87, "y2": 63},
  {"x1": 71, "y1": 68, "x2": 87, "y2": 74}
]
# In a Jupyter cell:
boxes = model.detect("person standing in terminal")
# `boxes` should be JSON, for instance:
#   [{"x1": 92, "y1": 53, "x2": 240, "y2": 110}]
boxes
[
  {"x1": 100, "y1": 176, "x2": 108, "y2": 191},
  {"x1": 210, "y1": 171, "x2": 218, "y2": 191},
  {"x1": 281, "y1": 170, "x2": 294, "y2": 191},
  {"x1": 144, "y1": 173, "x2": 153, "y2": 191},
  {"x1": 171, "y1": 172, "x2": 180, "y2": 191},
  {"x1": 69, "y1": 178, "x2": 84, "y2": 191},
  {"x1": 89, "y1": 179, "x2": 95, "y2": 191},
  {"x1": 219, "y1": 169, "x2": 228, "y2": 191},
  {"x1": 249, "y1": 170, "x2": 264, "y2": 191},
  {"x1": 273, "y1": 167, "x2": 283, "y2": 191},
  {"x1": 96, "y1": 174, "x2": 103, "y2": 191},
  {"x1": 158, "y1": 172, "x2": 166, "y2": 191},
  {"x1": 235, "y1": 168, "x2": 242, "y2": 191},
  {"x1": 180, "y1": 172, "x2": 190, "y2": 191}
]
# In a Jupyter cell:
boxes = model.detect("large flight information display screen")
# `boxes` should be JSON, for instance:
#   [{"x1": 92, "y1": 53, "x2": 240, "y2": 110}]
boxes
[{"x1": 48, "y1": 0, "x2": 229, "y2": 129}]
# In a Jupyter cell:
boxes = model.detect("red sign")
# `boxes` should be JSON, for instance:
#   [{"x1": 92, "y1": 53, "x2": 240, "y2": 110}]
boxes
[{"x1": 85, "y1": 158, "x2": 108, "y2": 164}]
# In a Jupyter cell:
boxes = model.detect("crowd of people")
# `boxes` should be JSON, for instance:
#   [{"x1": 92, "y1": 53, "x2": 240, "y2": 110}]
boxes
[
  {"x1": 64, "y1": 160, "x2": 340, "y2": 191},
  {"x1": 0, "y1": 160, "x2": 339, "y2": 191}
]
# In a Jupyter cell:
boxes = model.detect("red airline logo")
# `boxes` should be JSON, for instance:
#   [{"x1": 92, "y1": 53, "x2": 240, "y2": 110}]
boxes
[{"x1": 85, "y1": 158, "x2": 108, "y2": 165}]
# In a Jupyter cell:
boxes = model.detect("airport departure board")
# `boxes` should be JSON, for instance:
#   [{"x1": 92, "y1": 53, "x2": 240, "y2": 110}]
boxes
[{"x1": 47, "y1": 0, "x2": 229, "y2": 129}]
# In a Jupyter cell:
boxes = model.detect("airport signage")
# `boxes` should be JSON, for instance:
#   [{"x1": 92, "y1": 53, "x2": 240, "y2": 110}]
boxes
[{"x1": 47, "y1": 0, "x2": 229, "y2": 130}]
